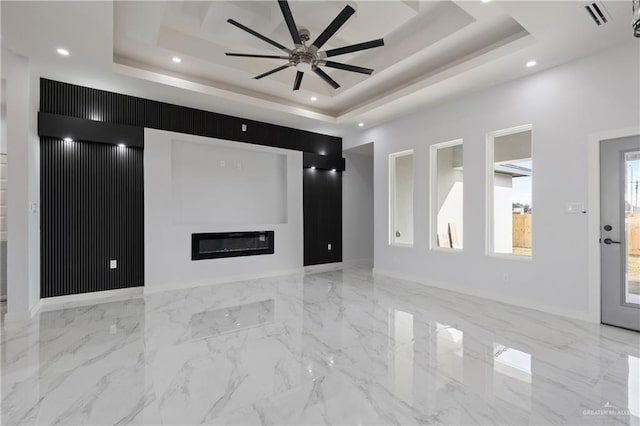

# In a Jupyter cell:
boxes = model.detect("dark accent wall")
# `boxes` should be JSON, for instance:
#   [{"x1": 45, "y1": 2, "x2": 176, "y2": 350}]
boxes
[
  {"x1": 38, "y1": 112, "x2": 144, "y2": 148},
  {"x1": 303, "y1": 152, "x2": 346, "y2": 171},
  {"x1": 40, "y1": 79, "x2": 341, "y2": 157},
  {"x1": 39, "y1": 79, "x2": 343, "y2": 296},
  {"x1": 303, "y1": 168, "x2": 342, "y2": 266},
  {"x1": 40, "y1": 138, "x2": 144, "y2": 297}
]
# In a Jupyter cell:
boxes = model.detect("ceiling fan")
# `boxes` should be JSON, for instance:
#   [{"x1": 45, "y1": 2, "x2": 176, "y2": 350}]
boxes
[{"x1": 225, "y1": 0, "x2": 384, "y2": 91}]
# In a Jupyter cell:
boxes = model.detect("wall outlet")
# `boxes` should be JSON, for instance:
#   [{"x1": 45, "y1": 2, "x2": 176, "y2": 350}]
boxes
[
  {"x1": 241, "y1": 124, "x2": 247, "y2": 132},
  {"x1": 501, "y1": 272, "x2": 509, "y2": 282},
  {"x1": 110, "y1": 259, "x2": 117, "y2": 269},
  {"x1": 327, "y1": 243, "x2": 332, "y2": 250}
]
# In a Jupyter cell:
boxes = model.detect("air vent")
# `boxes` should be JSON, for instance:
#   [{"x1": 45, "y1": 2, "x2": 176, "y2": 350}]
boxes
[{"x1": 585, "y1": 1, "x2": 610, "y2": 26}]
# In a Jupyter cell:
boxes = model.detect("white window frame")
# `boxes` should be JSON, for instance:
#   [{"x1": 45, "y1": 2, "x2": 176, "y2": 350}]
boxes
[
  {"x1": 429, "y1": 139, "x2": 464, "y2": 252},
  {"x1": 389, "y1": 149, "x2": 414, "y2": 247},
  {"x1": 486, "y1": 124, "x2": 533, "y2": 260}
]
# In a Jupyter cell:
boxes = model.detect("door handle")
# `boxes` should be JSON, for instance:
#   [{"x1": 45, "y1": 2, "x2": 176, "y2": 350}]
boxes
[{"x1": 603, "y1": 238, "x2": 621, "y2": 245}]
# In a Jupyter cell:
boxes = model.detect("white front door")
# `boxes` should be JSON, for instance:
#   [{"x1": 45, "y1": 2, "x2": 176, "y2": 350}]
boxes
[{"x1": 601, "y1": 135, "x2": 640, "y2": 331}]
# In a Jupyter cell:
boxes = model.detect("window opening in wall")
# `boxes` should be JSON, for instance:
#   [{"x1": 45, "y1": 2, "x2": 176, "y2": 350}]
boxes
[
  {"x1": 389, "y1": 150, "x2": 414, "y2": 246},
  {"x1": 487, "y1": 126, "x2": 533, "y2": 257},
  {"x1": 431, "y1": 140, "x2": 463, "y2": 250}
]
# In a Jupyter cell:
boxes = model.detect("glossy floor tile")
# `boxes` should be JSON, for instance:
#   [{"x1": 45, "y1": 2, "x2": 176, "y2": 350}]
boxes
[{"x1": 2, "y1": 265, "x2": 639, "y2": 425}]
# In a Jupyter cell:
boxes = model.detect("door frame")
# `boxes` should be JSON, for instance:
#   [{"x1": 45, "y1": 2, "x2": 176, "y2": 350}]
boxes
[{"x1": 587, "y1": 126, "x2": 640, "y2": 324}]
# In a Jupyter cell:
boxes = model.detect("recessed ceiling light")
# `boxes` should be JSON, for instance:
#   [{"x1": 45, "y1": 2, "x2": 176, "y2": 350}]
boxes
[
  {"x1": 172, "y1": 57, "x2": 182, "y2": 63},
  {"x1": 358, "y1": 122, "x2": 364, "y2": 127},
  {"x1": 118, "y1": 143, "x2": 126, "y2": 148},
  {"x1": 310, "y1": 166, "x2": 316, "y2": 170},
  {"x1": 57, "y1": 48, "x2": 70, "y2": 56},
  {"x1": 331, "y1": 169, "x2": 337, "y2": 172},
  {"x1": 63, "y1": 137, "x2": 73, "y2": 142},
  {"x1": 481, "y1": 0, "x2": 492, "y2": 3},
  {"x1": 526, "y1": 60, "x2": 537, "y2": 68},
  {"x1": 310, "y1": 96, "x2": 317, "y2": 101}
]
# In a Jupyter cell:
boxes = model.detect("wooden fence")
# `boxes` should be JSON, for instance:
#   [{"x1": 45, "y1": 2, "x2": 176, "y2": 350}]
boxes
[
  {"x1": 628, "y1": 214, "x2": 640, "y2": 256},
  {"x1": 512, "y1": 213, "x2": 640, "y2": 253},
  {"x1": 512, "y1": 214, "x2": 532, "y2": 248}
]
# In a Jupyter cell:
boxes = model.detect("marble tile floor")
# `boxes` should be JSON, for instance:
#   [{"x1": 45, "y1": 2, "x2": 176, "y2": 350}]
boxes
[{"x1": 1, "y1": 265, "x2": 639, "y2": 425}]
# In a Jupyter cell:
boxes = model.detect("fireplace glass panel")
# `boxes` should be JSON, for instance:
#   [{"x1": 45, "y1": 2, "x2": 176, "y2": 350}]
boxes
[{"x1": 192, "y1": 231, "x2": 274, "y2": 260}]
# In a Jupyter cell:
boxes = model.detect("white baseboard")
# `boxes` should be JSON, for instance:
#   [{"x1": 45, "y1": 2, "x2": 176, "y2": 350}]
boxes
[
  {"x1": 304, "y1": 262, "x2": 344, "y2": 273},
  {"x1": 372, "y1": 268, "x2": 594, "y2": 323},
  {"x1": 2, "y1": 262, "x2": 375, "y2": 320},
  {"x1": 343, "y1": 258, "x2": 374, "y2": 266},
  {"x1": 39, "y1": 287, "x2": 144, "y2": 313},
  {"x1": 144, "y1": 268, "x2": 305, "y2": 294},
  {"x1": 3, "y1": 299, "x2": 43, "y2": 323},
  {"x1": 303, "y1": 258, "x2": 373, "y2": 274}
]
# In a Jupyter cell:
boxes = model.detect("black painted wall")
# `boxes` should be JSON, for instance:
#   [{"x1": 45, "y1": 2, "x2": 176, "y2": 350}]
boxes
[
  {"x1": 304, "y1": 168, "x2": 342, "y2": 265},
  {"x1": 40, "y1": 79, "x2": 341, "y2": 157},
  {"x1": 40, "y1": 138, "x2": 144, "y2": 297},
  {"x1": 39, "y1": 78, "x2": 343, "y2": 296}
]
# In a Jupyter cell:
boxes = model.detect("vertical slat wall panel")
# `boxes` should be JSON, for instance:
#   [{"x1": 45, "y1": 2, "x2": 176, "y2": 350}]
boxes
[
  {"x1": 39, "y1": 79, "x2": 342, "y2": 157},
  {"x1": 303, "y1": 169, "x2": 343, "y2": 266},
  {"x1": 40, "y1": 138, "x2": 144, "y2": 297},
  {"x1": 40, "y1": 78, "x2": 343, "y2": 294}
]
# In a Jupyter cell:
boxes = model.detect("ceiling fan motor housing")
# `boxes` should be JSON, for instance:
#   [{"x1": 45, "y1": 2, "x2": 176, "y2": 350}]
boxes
[{"x1": 225, "y1": 1, "x2": 384, "y2": 90}]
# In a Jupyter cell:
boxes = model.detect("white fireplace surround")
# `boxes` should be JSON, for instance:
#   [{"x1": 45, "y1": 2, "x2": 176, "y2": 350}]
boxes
[{"x1": 144, "y1": 129, "x2": 303, "y2": 292}]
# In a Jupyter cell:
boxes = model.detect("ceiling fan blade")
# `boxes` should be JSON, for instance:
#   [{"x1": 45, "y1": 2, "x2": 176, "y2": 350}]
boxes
[
  {"x1": 313, "y1": 67, "x2": 340, "y2": 89},
  {"x1": 278, "y1": 0, "x2": 302, "y2": 45},
  {"x1": 323, "y1": 61, "x2": 373, "y2": 75},
  {"x1": 323, "y1": 39, "x2": 384, "y2": 57},
  {"x1": 226, "y1": 53, "x2": 290, "y2": 59},
  {"x1": 311, "y1": 5, "x2": 355, "y2": 50},
  {"x1": 293, "y1": 71, "x2": 304, "y2": 91},
  {"x1": 254, "y1": 64, "x2": 291, "y2": 80},
  {"x1": 227, "y1": 19, "x2": 290, "y2": 54}
]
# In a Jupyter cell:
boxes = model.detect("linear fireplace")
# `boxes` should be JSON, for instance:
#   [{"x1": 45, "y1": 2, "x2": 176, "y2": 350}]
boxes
[{"x1": 191, "y1": 231, "x2": 274, "y2": 260}]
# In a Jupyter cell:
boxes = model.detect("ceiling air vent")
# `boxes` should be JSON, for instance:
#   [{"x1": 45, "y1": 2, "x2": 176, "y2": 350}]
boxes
[{"x1": 585, "y1": 1, "x2": 610, "y2": 26}]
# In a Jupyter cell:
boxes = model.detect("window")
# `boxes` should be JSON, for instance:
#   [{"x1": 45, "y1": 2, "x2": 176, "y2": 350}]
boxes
[
  {"x1": 487, "y1": 126, "x2": 533, "y2": 257},
  {"x1": 431, "y1": 140, "x2": 463, "y2": 250},
  {"x1": 389, "y1": 150, "x2": 414, "y2": 246}
]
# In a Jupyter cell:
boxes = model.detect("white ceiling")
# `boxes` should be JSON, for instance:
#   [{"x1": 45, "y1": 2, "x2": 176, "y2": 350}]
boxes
[{"x1": 1, "y1": 1, "x2": 635, "y2": 137}]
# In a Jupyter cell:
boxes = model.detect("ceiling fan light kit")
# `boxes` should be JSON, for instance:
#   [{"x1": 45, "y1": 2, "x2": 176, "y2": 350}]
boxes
[{"x1": 226, "y1": 0, "x2": 384, "y2": 91}]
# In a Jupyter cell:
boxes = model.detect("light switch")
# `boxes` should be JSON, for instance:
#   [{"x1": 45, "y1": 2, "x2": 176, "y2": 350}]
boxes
[
  {"x1": 241, "y1": 124, "x2": 247, "y2": 132},
  {"x1": 566, "y1": 202, "x2": 585, "y2": 214},
  {"x1": 328, "y1": 243, "x2": 332, "y2": 250},
  {"x1": 30, "y1": 203, "x2": 37, "y2": 214},
  {"x1": 110, "y1": 259, "x2": 117, "y2": 269}
]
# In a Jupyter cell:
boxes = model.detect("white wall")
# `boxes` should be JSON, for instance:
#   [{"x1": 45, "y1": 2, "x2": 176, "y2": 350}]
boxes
[
  {"x1": 344, "y1": 41, "x2": 640, "y2": 321},
  {"x1": 495, "y1": 131, "x2": 532, "y2": 163},
  {"x1": 343, "y1": 150, "x2": 374, "y2": 261},
  {"x1": 435, "y1": 145, "x2": 464, "y2": 247},
  {"x1": 393, "y1": 153, "x2": 414, "y2": 245},
  {"x1": 144, "y1": 129, "x2": 303, "y2": 291},
  {"x1": 171, "y1": 140, "x2": 287, "y2": 226},
  {"x1": 2, "y1": 48, "x2": 40, "y2": 319},
  {"x1": 1, "y1": 79, "x2": 7, "y2": 298},
  {"x1": 493, "y1": 174, "x2": 513, "y2": 253}
]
